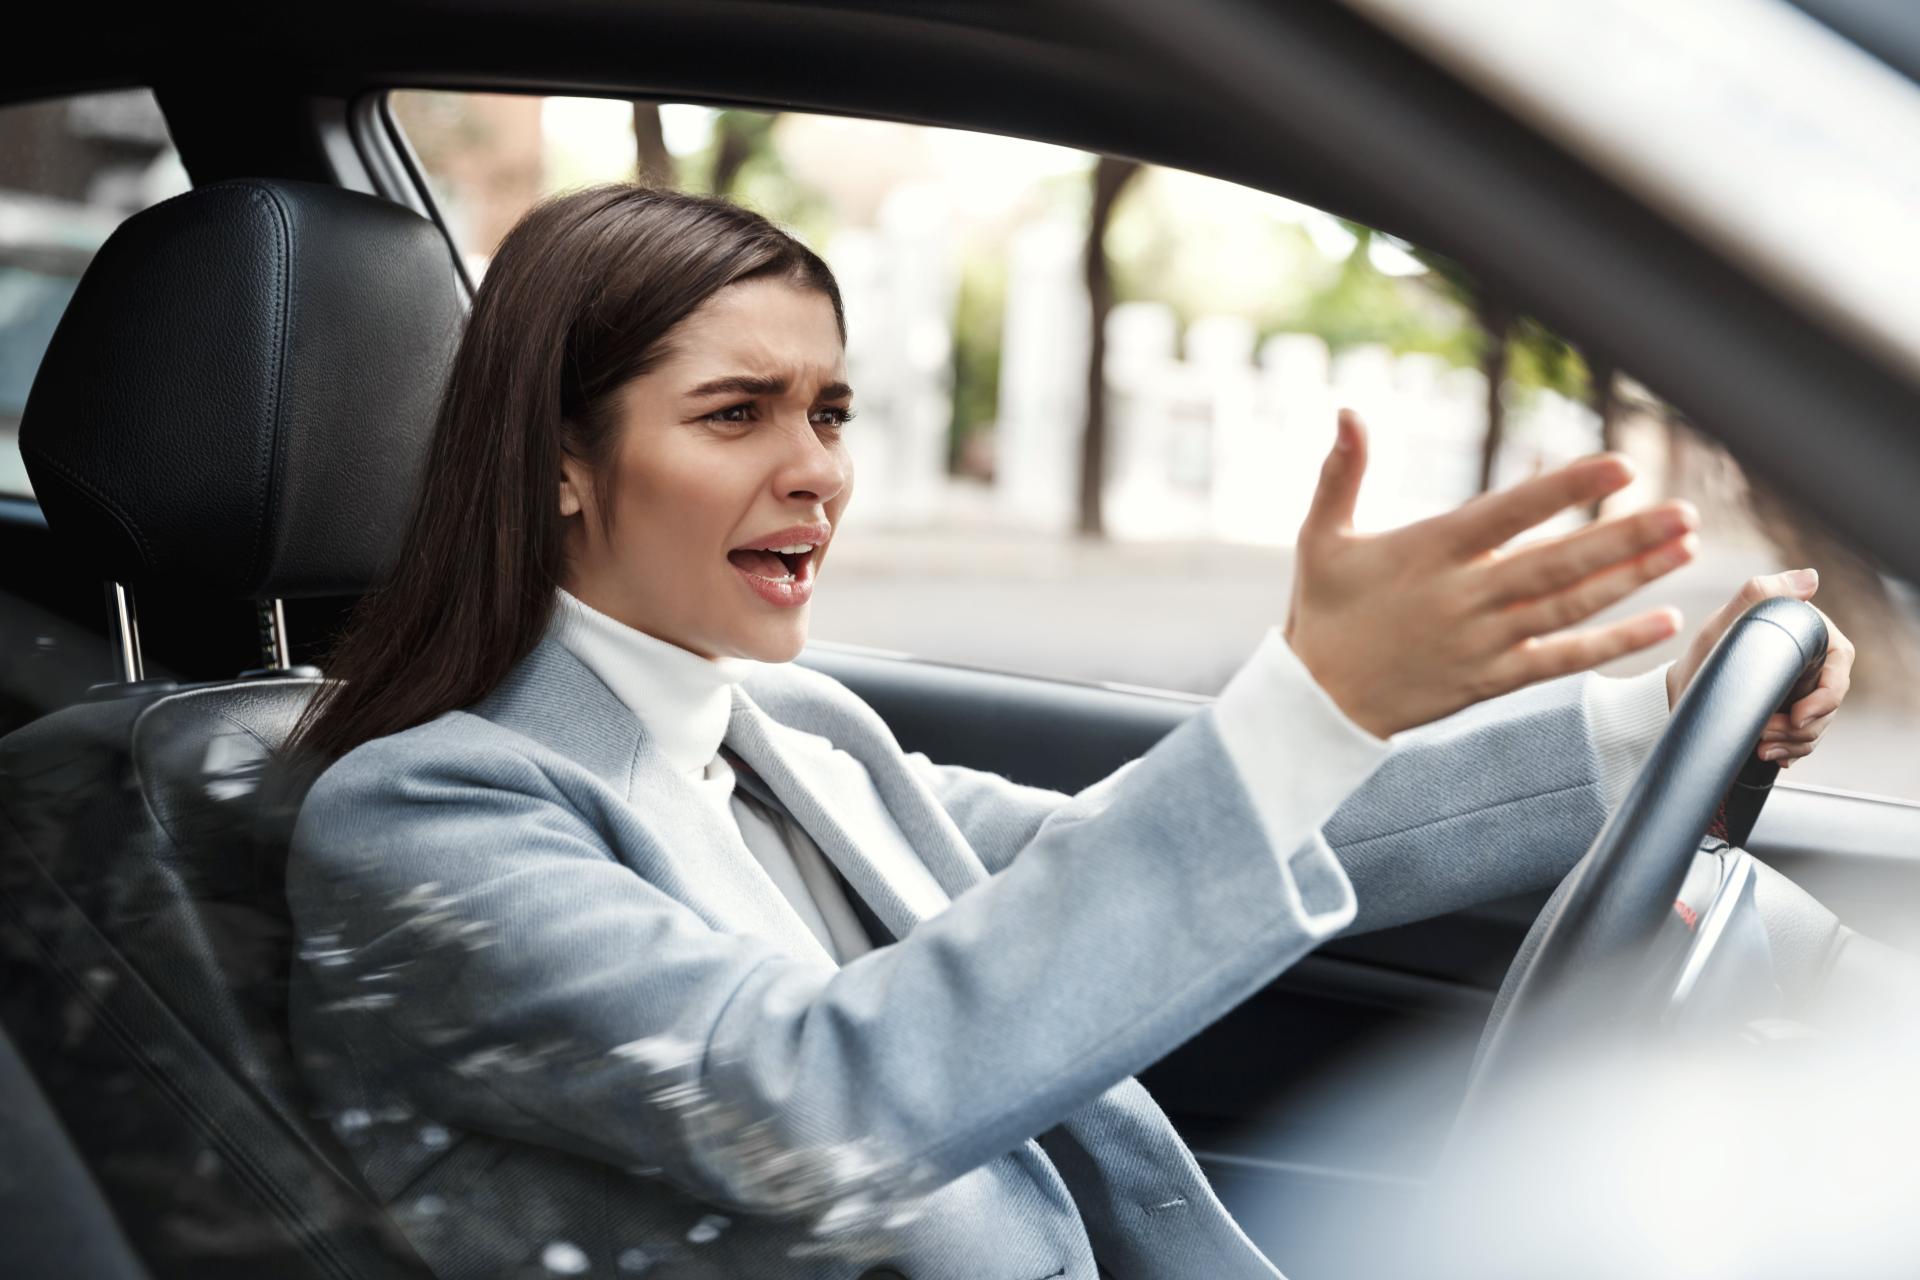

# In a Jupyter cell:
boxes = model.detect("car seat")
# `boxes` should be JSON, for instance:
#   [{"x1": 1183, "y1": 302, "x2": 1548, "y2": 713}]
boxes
[{"x1": 0, "y1": 177, "x2": 463, "y2": 1280}]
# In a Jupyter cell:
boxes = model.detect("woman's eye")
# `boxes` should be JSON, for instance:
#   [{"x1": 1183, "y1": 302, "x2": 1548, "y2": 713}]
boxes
[
  {"x1": 705, "y1": 403, "x2": 755, "y2": 424},
  {"x1": 812, "y1": 406, "x2": 856, "y2": 428}
]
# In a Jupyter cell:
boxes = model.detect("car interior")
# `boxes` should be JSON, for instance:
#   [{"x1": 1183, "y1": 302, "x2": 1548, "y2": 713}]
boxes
[{"x1": 5, "y1": 3, "x2": 1920, "y2": 1279}]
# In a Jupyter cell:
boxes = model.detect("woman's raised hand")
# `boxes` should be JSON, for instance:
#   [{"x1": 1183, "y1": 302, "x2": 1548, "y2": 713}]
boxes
[{"x1": 1285, "y1": 408, "x2": 1699, "y2": 738}]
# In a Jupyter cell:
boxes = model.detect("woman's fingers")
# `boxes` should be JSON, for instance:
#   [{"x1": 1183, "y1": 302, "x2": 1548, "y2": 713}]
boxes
[
  {"x1": 1660, "y1": 568, "x2": 1833, "y2": 712},
  {"x1": 1740, "y1": 567, "x2": 1818, "y2": 607},
  {"x1": 1493, "y1": 534, "x2": 1698, "y2": 646},
  {"x1": 1762, "y1": 710, "x2": 1834, "y2": 744},
  {"x1": 1442, "y1": 452, "x2": 1636, "y2": 555},
  {"x1": 1756, "y1": 610, "x2": 1852, "y2": 763},
  {"x1": 1494, "y1": 607, "x2": 1682, "y2": 688},
  {"x1": 1799, "y1": 614, "x2": 1855, "y2": 725},
  {"x1": 1299, "y1": 409, "x2": 1369, "y2": 545},
  {"x1": 1790, "y1": 688, "x2": 1843, "y2": 726},
  {"x1": 1484, "y1": 501, "x2": 1698, "y2": 604}
]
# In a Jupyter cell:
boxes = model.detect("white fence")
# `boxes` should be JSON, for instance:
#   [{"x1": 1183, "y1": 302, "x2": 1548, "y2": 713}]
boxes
[{"x1": 834, "y1": 212, "x2": 1607, "y2": 543}]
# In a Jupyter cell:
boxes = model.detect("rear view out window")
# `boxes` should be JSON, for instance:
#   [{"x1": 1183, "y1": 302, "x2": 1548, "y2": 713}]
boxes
[{"x1": 0, "y1": 89, "x2": 188, "y2": 498}]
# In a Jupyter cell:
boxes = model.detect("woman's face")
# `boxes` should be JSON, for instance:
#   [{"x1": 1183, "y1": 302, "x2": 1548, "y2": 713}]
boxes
[{"x1": 558, "y1": 277, "x2": 854, "y2": 663}]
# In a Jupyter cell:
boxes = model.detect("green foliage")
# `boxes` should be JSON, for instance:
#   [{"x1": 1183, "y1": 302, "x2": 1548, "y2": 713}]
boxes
[
  {"x1": 703, "y1": 110, "x2": 777, "y2": 187},
  {"x1": 1504, "y1": 313, "x2": 1592, "y2": 404},
  {"x1": 1284, "y1": 219, "x2": 1594, "y2": 403},
  {"x1": 688, "y1": 111, "x2": 836, "y2": 245},
  {"x1": 948, "y1": 253, "x2": 1007, "y2": 474},
  {"x1": 1285, "y1": 225, "x2": 1479, "y2": 365},
  {"x1": 1397, "y1": 231, "x2": 1594, "y2": 401}
]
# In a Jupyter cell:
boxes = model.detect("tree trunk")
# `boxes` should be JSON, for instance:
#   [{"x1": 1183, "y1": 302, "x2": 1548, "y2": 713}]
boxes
[
  {"x1": 710, "y1": 114, "x2": 756, "y2": 197},
  {"x1": 1476, "y1": 298, "x2": 1512, "y2": 494},
  {"x1": 1079, "y1": 155, "x2": 1141, "y2": 538},
  {"x1": 631, "y1": 102, "x2": 674, "y2": 186},
  {"x1": 1590, "y1": 357, "x2": 1622, "y2": 452},
  {"x1": 1588, "y1": 355, "x2": 1621, "y2": 517}
]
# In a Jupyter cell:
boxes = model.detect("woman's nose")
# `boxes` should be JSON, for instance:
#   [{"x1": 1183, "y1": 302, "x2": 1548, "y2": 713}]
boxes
[{"x1": 774, "y1": 417, "x2": 849, "y2": 502}]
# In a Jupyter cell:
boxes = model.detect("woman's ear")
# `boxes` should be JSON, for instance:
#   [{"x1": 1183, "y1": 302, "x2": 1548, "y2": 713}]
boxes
[{"x1": 557, "y1": 458, "x2": 587, "y2": 519}]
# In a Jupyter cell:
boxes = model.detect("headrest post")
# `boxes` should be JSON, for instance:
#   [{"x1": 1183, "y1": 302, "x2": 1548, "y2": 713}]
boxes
[
  {"x1": 256, "y1": 598, "x2": 291, "y2": 672},
  {"x1": 104, "y1": 581, "x2": 145, "y2": 683}
]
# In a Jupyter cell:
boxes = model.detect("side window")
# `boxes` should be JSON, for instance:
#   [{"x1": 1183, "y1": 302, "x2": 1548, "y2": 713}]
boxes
[
  {"x1": 0, "y1": 89, "x2": 187, "y2": 498},
  {"x1": 392, "y1": 90, "x2": 1920, "y2": 802}
]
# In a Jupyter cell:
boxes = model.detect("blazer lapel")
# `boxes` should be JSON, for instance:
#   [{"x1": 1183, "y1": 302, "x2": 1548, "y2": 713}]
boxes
[
  {"x1": 621, "y1": 741, "x2": 836, "y2": 962},
  {"x1": 474, "y1": 636, "x2": 833, "y2": 963},
  {"x1": 732, "y1": 667, "x2": 995, "y2": 900},
  {"x1": 477, "y1": 636, "x2": 989, "y2": 956},
  {"x1": 724, "y1": 687, "x2": 950, "y2": 941}
]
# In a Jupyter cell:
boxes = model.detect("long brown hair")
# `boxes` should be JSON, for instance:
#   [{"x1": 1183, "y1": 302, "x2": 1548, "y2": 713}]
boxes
[{"x1": 287, "y1": 184, "x2": 845, "y2": 769}]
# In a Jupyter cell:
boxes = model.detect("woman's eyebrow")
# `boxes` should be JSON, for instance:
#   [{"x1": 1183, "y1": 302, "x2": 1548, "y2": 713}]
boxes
[
  {"x1": 685, "y1": 374, "x2": 786, "y2": 398},
  {"x1": 684, "y1": 374, "x2": 855, "y2": 400}
]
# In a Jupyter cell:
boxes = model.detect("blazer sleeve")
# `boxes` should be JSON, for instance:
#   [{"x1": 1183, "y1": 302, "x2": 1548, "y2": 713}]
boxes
[
  {"x1": 907, "y1": 653, "x2": 1673, "y2": 934},
  {"x1": 288, "y1": 692, "x2": 1382, "y2": 1224},
  {"x1": 901, "y1": 624, "x2": 1390, "y2": 877}
]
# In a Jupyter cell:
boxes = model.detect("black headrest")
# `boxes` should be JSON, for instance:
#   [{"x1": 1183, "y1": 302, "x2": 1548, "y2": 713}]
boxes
[{"x1": 20, "y1": 178, "x2": 464, "y2": 598}]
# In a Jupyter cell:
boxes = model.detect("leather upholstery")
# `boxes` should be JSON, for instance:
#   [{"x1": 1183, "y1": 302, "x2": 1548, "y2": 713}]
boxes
[
  {"x1": 19, "y1": 178, "x2": 462, "y2": 598},
  {"x1": 0, "y1": 1016, "x2": 147, "y2": 1280},
  {"x1": 0, "y1": 678, "x2": 430, "y2": 1278},
  {"x1": 0, "y1": 176, "x2": 452, "y2": 1277}
]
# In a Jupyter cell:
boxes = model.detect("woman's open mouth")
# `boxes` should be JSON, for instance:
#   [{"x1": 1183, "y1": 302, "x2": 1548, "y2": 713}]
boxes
[{"x1": 726, "y1": 542, "x2": 817, "y2": 608}]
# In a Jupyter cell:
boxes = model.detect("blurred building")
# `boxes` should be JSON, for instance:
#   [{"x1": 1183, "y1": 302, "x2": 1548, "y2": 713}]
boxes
[{"x1": 0, "y1": 89, "x2": 187, "y2": 498}]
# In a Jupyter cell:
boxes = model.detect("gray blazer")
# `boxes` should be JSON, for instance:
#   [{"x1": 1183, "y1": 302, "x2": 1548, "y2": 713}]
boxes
[{"x1": 288, "y1": 634, "x2": 1624, "y2": 1280}]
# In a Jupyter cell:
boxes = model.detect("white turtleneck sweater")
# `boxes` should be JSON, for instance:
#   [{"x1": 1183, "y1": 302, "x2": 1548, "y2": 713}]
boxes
[
  {"x1": 551, "y1": 587, "x2": 877, "y2": 960},
  {"x1": 548, "y1": 587, "x2": 1672, "y2": 965}
]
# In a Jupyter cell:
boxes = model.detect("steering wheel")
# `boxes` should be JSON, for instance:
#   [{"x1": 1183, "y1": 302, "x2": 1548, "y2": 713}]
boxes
[{"x1": 1459, "y1": 596, "x2": 1829, "y2": 1116}]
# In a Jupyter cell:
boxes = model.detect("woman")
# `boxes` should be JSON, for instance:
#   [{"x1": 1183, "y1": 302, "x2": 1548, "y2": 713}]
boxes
[{"x1": 286, "y1": 185, "x2": 1852, "y2": 1280}]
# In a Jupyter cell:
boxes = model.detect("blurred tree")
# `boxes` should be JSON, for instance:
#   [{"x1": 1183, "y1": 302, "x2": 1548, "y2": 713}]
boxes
[
  {"x1": 949, "y1": 253, "x2": 1006, "y2": 481},
  {"x1": 1474, "y1": 299, "x2": 1513, "y2": 494},
  {"x1": 1289, "y1": 228, "x2": 1521, "y2": 492},
  {"x1": 1293, "y1": 227, "x2": 1474, "y2": 363},
  {"x1": 631, "y1": 102, "x2": 675, "y2": 186},
  {"x1": 1398, "y1": 239, "x2": 1596, "y2": 492},
  {"x1": 1081, "y1": 154, "x2": 1142, "y2": 537},
  {"x1": 677, "y1": 110, "x2": 832, "y2": 244},
  {"x1": 710, "y1": 110, "x2": 776, "y2": 197},
  {"x1": 1582, "y1": 352, "x2": 1626, "y2": 519},
  {"x1": 1587, "y1": 354, "x2": 1622, "y2": 451}
]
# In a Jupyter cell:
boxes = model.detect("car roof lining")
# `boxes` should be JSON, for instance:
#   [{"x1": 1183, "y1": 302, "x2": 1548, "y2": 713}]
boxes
[{"x1": 9, "y1": 2, "x2": 1438, "y2": 235}]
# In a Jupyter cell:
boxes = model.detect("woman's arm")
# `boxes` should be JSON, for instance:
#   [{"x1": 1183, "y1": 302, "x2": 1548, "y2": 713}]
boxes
[
  {"x1": 289, "y1": 688, "x2": 1382, "y2": 1225},
  {"x1": 904, "y1": 639, "x2": 1672, "y2": 930},
  {"x1": 1324, "y1": 661, "x2": 1668, "y2": 933},
  {"x1": 910, "y1": 570, "x2": 1862, "y2": 937},
  {"x1": 900, "y1": 624, "x2": 1387, "y2": 877}
]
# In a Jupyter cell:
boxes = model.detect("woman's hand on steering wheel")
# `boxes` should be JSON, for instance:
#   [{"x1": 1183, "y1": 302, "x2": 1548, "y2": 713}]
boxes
[
  {"x1": 1285, "y1": 408, "x2": 1700, "y2": 739},
  {"x1": 1666, "y1": 570, "x2": 1856, "y2": 767}
]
